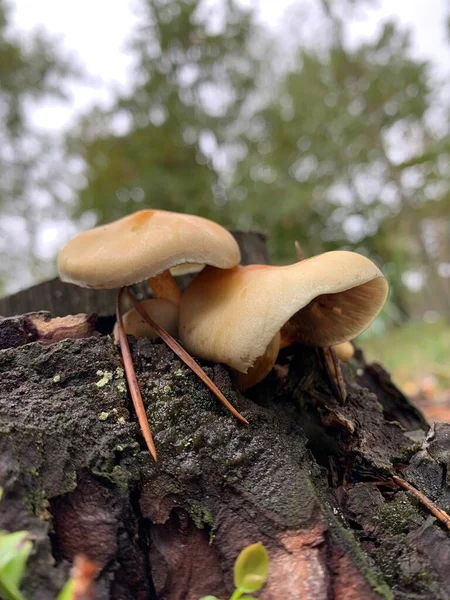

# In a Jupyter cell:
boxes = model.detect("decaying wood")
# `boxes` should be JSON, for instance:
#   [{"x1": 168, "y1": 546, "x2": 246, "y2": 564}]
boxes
[
  {"x1": 0, "y1": 232, "x2": 449, "y2": 600},
  {"x1": 0, "y1": 311, "x2": 99, "y2": 350}
]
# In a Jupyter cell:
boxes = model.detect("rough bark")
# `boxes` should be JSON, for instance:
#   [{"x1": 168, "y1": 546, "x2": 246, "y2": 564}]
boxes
[{"x1": 0, "y1": 233, "x2": 449, "y2": 600}]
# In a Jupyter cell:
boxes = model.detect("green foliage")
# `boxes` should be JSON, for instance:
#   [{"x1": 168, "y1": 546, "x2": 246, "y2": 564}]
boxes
[
  {"x1": 69, "y1": 0, "x2": 266, "y2": 227},
  {"x1": 55, "y1": 579, "x2": 75, "y2": 600},
  {"x1": 0, "y1": 529, "x2": 76, "y2": 600},
  {"x1": 0, "y1": 0, "x2": 81, "y2": 292},
  {"x1": 0, "y1": 530, "x2": 32, "y2": 600},
  {"x1": 199, "y1": 542, "x2": 269, "y2": 600},
  {"x1": 359, "y1": 319, "x2": 450, "y2": 391},
  {"x1": 0, "y1": 487, "x2": 74, "y2": 600},
  {"x1": 233, "y1": 542, "x2": 269, "y2": 594}
]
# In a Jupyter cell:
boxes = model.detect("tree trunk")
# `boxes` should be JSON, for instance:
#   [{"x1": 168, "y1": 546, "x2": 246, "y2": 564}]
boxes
[{"x1": 1, "y1": 233, "x2": 449, "y2": 600}]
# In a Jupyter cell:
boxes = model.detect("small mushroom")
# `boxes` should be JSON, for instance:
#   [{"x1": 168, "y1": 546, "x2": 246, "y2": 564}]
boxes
[
  {"x1": 112, "y1": 298, "x2": 178, "y2": 344},
  {"x1": 179, "y1": 251, "x2": 388, "y2": 390},
  {"x1": 333, "y1": 341, "x2": 355, "y2": 363},
  {"x1": 58, "y1": 209, "x2": 246, "y2": 460}
]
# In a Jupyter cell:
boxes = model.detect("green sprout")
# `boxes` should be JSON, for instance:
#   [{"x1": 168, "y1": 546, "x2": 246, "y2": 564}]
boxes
[
  {"x1": 0, "y1": 530, "x2": 33, "y2": 600},
  {"x1": 200, "y1": 542, "x2": 269, "y2": 600},
  {"x1": 0, "y1": 488, "x2": 74, "y2": 600}
]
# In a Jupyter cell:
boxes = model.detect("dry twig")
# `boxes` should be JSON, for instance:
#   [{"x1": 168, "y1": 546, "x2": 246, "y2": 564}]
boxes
[
  {"x1": 116, "y1": 288, "x2": 158, "y2": 461},
  {"x1": 393, "y1": 475, "x2": 450, "y2": 531}
]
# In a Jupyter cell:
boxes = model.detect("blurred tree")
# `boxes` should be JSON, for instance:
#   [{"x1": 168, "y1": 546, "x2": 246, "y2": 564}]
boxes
[
  {"x1": 229, "y1": 1, "x2": 450, "y2": 320},
  {"x1": 69, "y1": 0, "x2": 268, "y2": 226},
  {"x1": 5, "y1": 0, "x2": 443, "y2": 322},
  {"x1": 0, "y1": 0, "x2": 79, "y2": 291},
  {"x1": 69, "y1": 0, "x2": 450, "y2": 322}
]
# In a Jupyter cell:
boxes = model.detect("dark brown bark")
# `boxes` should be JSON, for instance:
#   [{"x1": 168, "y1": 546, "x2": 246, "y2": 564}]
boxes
[{"x1": 0, "y1": 232, "x2": 449, "y2": 600}]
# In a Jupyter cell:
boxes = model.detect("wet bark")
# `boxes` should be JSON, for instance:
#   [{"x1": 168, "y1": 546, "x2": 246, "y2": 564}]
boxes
[{"x1": 0, "y1": 233, "x2": 449, "y2": 600}]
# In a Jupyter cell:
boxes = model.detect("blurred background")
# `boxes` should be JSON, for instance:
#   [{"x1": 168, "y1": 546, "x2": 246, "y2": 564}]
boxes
[{"x1": 0, "y1": 0, "x2": 449, "y2": 417}]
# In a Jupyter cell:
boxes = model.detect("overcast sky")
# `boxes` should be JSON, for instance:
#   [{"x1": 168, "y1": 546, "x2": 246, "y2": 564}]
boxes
[{"x1": 10, "y1": 0, "x2": 450, "y2": 132}]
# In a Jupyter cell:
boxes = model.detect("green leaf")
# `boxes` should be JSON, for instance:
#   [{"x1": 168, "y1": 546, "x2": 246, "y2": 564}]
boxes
[
  {"x1": 56, "y1": 578, "x2": 75, "y2": 600},
  {"x1": 233, "y1": 542, "x2": 269, "y2": 593},
  {"x1": 0, "y1": 531, "x2": 33, "y2": 589},
  {"x1": 0, "y1": 531, "x2": 31, "y2": 600},
  {"x1": 0, "y1": 577, "x2": 26, "y2": 600}
]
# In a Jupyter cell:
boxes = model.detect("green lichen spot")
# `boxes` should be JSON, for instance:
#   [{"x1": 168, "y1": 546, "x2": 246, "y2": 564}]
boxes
[
  {"x1": 163, "y1": 385, "x2": 172, "y2": 394},
  {"x1": 116, "y1": 381, "x2": 127, "y2": 394},
  {"x1": 110, "y1": 465, "x2": 130, "y2": 489},
  {"x1": 189, "y1": 501, "x2": 216, "y2": 532},
  {"x1": 117, "y1": 416, "x2": 126, "y2": 425},
  {"x1": 173, "y1": 369, "x2": 184, "y2": 377},
  {"x1": 115, "y1": 367, "x2": 125, "y2": 379},
  {"x1": 98, "y1": 412, "x2": 109, "y2": 421},
  {"x1": 52, "y1": 374, "x2": 61, "y2": 383},
  {"x1": 96, "y1": 370, "x2": 113, "y2": 387}
]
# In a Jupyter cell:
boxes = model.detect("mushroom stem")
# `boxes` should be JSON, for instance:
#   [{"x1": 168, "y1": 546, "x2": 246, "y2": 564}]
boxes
[
  {"x1": 116, "y1": 289, "x2": 158, "y2": 461},
  {"x1": 126, "y1": 288, "x2": 249, "y2": 425},
  {"x1": 236, "y1": 332, "x2": 281, "y2": 391},
  {"x1": 148, "y1": 270, "x2": 182, "y2": 306}
]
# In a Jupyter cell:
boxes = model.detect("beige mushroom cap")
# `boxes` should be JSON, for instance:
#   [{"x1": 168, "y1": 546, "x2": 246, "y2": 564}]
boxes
[
  {"x1": 333, "y1": 341, "x2": 355, "y2": 362},
  {"x1": 113, "y1": 298, "x2": 178, "y2": 343},
  {"x1": 179, "y1": 251, "x2": 388, "y2": 374},
  {"x1": 58, "y1": 209, "x2": 241, "y2": 289}
]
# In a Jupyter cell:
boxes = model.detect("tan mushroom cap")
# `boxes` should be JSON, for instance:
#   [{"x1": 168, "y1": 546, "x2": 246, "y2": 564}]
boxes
[
  {"x1": 333, "y1": 341, "x2": 355, "y2": 362},
  {"x1": 57, "y1": 209, "x2": 241, "y2": 289},
  {"x1": 113, "y1": 299, "x2": 178, "y2": 343},
  {"x1": 179, "y1": 251, "x2": 388, "y2": 374}
]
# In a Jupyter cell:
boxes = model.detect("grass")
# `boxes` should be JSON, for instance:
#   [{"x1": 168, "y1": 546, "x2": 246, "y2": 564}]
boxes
[{"x1": 357, "y1": 319, "x2": 450, "y2": 391}]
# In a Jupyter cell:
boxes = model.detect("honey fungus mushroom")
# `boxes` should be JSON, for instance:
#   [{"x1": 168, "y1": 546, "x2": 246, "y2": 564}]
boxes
[
  {"x1": 58, "y1": 209, "x2": 240, "y2": 305},
  {"x1": 57, "y1": 209, "x2": 246, "y2": 460},
  {"x1": 179, "y1": 251, "x2": 388, "y2": 390}
]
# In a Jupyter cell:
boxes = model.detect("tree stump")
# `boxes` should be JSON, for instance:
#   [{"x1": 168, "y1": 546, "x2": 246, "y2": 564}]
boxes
[{"x1": 0, "y1": 233, "x2": 449, "y2": 600}]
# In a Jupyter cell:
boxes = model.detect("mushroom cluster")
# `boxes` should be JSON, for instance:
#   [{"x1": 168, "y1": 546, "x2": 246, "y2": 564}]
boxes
[{"x1": 58, "y1": 208, "x2": 389, "y2": 459}]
